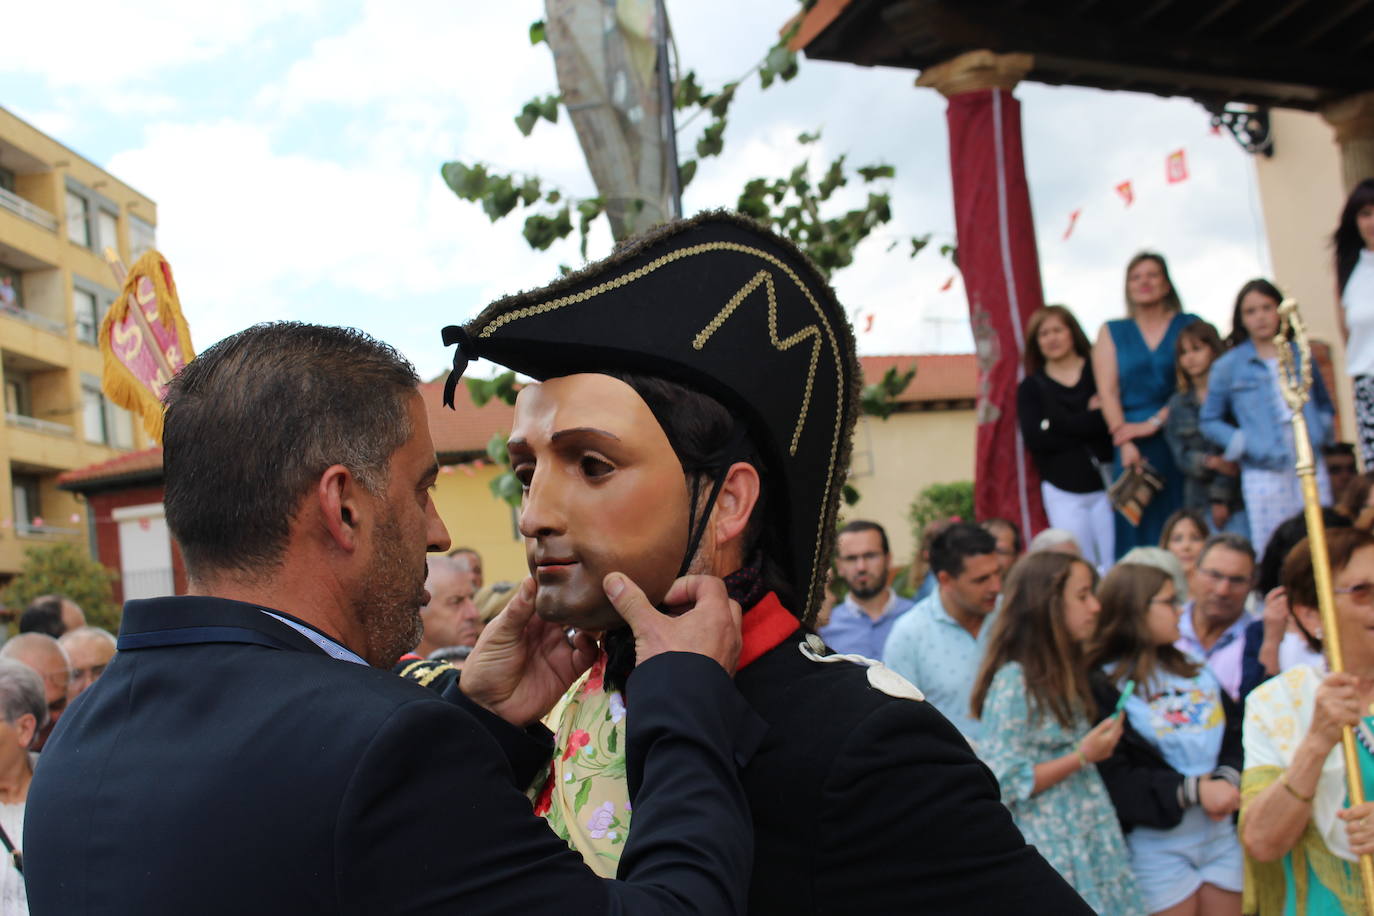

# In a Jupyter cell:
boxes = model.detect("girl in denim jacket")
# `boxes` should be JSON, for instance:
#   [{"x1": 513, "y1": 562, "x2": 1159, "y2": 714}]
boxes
[{"x1": 1200, "y1": 279, "x2": 1334, "y2": 558}]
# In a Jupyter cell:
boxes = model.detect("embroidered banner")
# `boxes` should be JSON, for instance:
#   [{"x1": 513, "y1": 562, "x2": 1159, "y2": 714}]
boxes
[{"x1": 99, "y1": 250, "x2": 195, "y2": 442}]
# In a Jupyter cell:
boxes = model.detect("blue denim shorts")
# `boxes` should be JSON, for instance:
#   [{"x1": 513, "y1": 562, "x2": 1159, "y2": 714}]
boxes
[{"x1": 1127, "y1": 807, "x2": 1243, "y2": 912}]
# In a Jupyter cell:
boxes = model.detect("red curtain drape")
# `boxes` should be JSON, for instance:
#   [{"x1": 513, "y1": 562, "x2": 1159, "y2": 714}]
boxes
[{"x1": 946, "y1": 87, "x2": 1049, "y2": 536}]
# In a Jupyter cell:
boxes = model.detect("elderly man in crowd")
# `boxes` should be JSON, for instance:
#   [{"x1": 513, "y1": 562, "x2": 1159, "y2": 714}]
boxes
[
  {"x1": 17, "y1": 597, "x2": 84, "y2": 639},
  {"x1": 57, "y1": 627, "x2": 116, "y2": 703},
  {"x1": 883, "y1": 522, "x2": 1003, "y2": 741},
  {"x1": 25, "y1": 322, "x2": 758, "y2": 915},
  {"x1": 415, "y1": 555, "x2": 482, "y2": 657},
  {"x1": 1175, "y1": 532, "x2": 1257, "y2": 702},
  {"x1": 449, "y1": 547, "x2": 484, "y2": 590},
  {"x1": 0, "y1": 635, "x2": 69, "y2": 752},
  {"x1": 818, "y1": 520, "x2": 913, "y2": 658},
  {"x1": 0, "y1": 658, "x2": 46, "y2": 914}
]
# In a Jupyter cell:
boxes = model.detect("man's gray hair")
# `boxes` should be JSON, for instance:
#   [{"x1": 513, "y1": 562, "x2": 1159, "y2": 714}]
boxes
[
  {"x1": 0, "y1": 659, "x2": 48, "y2": 729},
  {"x1": 1028, "y1": 528, "x2": 1080, "y2": 554},
  {"x1": 1119, "y1": 546, "x2": 1189, "y2": 602},
  {"x1": 59, "y1": 626, "x2": 117, "y2": 650}
]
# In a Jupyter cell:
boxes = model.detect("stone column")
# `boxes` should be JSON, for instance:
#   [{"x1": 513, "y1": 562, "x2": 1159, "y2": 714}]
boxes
[
  {"x1": 1321, "y1": 90, "x2": 1374, "y2": 193},
  {"x1": 916, "y1": 50, "x2": 1050, "y2": 538}
]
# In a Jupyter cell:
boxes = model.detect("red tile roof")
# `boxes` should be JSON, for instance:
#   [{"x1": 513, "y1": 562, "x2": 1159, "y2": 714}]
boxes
[
  {"x1": 57, "y1": 447, "x2": 164, "y2": 490},
  {"x1": 55, "y1": 354, "x2": 978, "y2": 487}
]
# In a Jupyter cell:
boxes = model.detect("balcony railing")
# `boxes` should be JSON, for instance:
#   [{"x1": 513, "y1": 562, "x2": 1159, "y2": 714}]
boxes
[
  {"x1": 0, "y1": 187, "x2": 58, "y2": 232},
  {"x1": 5, "y1": 412, "x2": 73, "y2": 437},
  {"x1": 14, "y1": 522, "x2": 82, "y2": 538},
  {"x1": 0, "y1": 302, "x2": 66, "y2": 335}
]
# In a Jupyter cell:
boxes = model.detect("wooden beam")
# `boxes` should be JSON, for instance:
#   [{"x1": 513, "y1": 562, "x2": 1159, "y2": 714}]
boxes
[
  {"x1": 1246, "y1": 0, "x2": 1316, "y2": 41},
  {"x1": 1296, "y1": 0, "x2": 1373, "y2": 47},
  {"x1": 1186, "y1": 0, "x2": 1245, "y2": 34}
]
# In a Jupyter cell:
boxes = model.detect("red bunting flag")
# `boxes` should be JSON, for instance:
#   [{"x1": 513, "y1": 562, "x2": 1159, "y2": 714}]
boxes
[
  {"x1": 1116, "y1": 181, "x2": 1134, "y2": 207},
  {"x1": 1166, "y1": 149, "x2": 1188, "y2": 184},
  {"x1": 940, "y1": 276, "x2": 954, "y2": 292},
  {"x1": 863, "y1": 314, "x2": 875, "y2": 333},
  {"x1": 1062, "y1": 209, "x2": 1082, "y2": 241}
]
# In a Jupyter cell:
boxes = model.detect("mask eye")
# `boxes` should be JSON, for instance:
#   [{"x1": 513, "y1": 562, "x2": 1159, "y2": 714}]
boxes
[{"x1": 581, "y1": 456, "x2": 614, "y2": 479}]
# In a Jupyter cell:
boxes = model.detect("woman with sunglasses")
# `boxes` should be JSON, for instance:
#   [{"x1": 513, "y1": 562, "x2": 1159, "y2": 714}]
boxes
[
  {"x1": 1088, "y1": 562, "x2": 1243, "y2": 915},
  {"x1": 1241, "y1": 527, "x2": 1374, "y2": 915}
]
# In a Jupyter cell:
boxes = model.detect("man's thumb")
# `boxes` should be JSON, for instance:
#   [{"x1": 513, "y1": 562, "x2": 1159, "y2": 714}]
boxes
[
  {"x1": 495, "y1": 577, "x2": 537, "y2": 631},
  {"x1": 603, "y1": 572, "x2": 651, "y2": 628}
]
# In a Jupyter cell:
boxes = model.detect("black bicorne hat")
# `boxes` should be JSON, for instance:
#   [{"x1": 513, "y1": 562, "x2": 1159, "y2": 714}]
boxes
[{"x1": 442, "y1": 210, "x2": 861, "y2": 624}]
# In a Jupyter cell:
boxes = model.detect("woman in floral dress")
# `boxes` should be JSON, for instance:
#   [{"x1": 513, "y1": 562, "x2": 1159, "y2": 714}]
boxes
[{"x1": 972, "y1": 551, "x2": 1145, "y2": 914}]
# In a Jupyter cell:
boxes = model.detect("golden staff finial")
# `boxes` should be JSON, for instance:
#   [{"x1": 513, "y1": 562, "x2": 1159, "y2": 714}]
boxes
[{"x1": 1275, "y1": 297, "x2": 1374, "y2": 909}]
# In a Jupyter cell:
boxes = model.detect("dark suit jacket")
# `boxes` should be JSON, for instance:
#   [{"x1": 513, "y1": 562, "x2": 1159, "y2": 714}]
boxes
[
  {"x1": 24, "y1": 596, "x2": 758, "y2": 915},
  {"x1": 734, "y1": 628, "x2": 1093, "y2": 915}
]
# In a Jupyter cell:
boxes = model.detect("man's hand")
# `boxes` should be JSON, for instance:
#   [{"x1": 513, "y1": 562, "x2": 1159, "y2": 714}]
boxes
[
  {"x1": 1210, "y1": 502, "x2": 1231, "y2": 531},
  {"x1": 459, "y1": 578, "x2": 598, "y2": 727},
  {"x1": 604, "y1": 573, "x2": 742, "y2": 675}
]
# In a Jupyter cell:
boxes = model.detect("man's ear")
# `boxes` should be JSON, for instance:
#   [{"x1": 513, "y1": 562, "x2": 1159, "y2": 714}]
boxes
[
  {"x1": 15, "y1": 713, "x2": 36, "y2": 750},
  {"x1": 317, "y1": 464, "x2": 363, "y2": 553},
  {"x1": 712, "y1": 461, "x2": 761, "y2": 548}
]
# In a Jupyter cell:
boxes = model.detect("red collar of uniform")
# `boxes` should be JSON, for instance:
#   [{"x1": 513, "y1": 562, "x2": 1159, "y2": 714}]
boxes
[{"x1": 738, "y1": 592, "x2": 799, "y2": 670}]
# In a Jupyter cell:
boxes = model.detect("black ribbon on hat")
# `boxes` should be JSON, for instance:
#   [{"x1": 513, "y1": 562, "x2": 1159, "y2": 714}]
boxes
[
  {"x1": 441, "y1": 325, "x2": 475, "y2": 409},
  {"x1": 677, "y1": 419, "x2": 754, "y2": 579}
]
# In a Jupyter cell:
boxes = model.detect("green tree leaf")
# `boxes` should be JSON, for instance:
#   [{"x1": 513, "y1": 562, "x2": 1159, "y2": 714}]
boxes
[
  {"x1": 529, "y1": 20, "x2": 546, "y2": 45},
  {"x1": 798, "y1": 129, "x2": 821, "y2": 144},
  {"x1": 440, "y1": 161, "x2": 488, "y2": 200},
  {"x1": 486, "y1": 432, "x2": 510, "y2": 466},
  {"x1": 515, "y1": 102, "x2": 541, "y2": 137},
  {"x1": 696, "y1": 118, "x2": 726, "y2": 159},
  {"x1": 842, "y1": 482, "x2": 861, "y2": 506},
  {"x1": 538, "y1": 94, "x2": 561, "y2": 124},
  {"x1": 910, "y1": 234, "x2": 931, "y2": 258},
  {"x1": 678, "y1": 158, "x2": 697, "y2": 190},
  {"x1": 674, "y1": 71, "x2": 704, "y2": 110},
  {"x1": 857, "y1": 164, "x2": 895, "y2": 182},
  {"x1": 489, "y1": 470, "x2": 524, "y2": 508}
]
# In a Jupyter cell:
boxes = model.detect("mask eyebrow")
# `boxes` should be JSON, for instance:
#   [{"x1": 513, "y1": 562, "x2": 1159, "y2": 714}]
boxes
[{"x1": 550, "y1": 427, "x2": 621, "y2": 443}]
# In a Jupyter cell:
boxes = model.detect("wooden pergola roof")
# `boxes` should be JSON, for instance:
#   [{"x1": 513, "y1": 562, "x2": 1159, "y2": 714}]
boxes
[{"x1": 793, "y1": 0, "x2": 1374, "y2": 111}]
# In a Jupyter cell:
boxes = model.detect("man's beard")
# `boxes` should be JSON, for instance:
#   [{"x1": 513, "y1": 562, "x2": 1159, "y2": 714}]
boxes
[
  {"x1": 848, "y1": 577, "x2": 887, "y2": 601},
  {"x1": 353, "y1": 507, "x2": 426, "y2": 667}
]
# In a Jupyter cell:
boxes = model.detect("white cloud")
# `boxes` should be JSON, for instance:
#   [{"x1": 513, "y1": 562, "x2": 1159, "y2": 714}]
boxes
[{"x1": 0, "y1": 0, "x2": 325, "y2": 86}]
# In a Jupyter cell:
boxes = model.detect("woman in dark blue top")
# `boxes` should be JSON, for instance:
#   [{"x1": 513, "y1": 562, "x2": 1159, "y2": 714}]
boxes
[{"x1": 1092, "y1": 252, "x2": 1199, "y2": 556}]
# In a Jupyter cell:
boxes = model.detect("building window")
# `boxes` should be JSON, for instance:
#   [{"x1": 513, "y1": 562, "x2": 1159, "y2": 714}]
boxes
[
  {"x1": 97, "y1": 209, "x2": 119, "y2": 255},
  {"x1": 11, "y1": 473, "x2": 40, "y2": 529},
  {"x1": 4, "y1": 376, "x2": 28, "y2": 417},
  {"x1": 65, "y1": 190, "x2": 90, "y2": 247},
  {"x1": 81, "y1": 375, "x2": 134, "y2": 448},
  {"x1": 130, "y1": 214, "x2": 155, "y2": 259},
  {"x1": 0, "y1": 167, "x2": 13, "y2": 193},
  {"x1": 0, "y1": 264, "x2": 20, "y2": 312},
  {"x1": 73, "y1": 287, "x2": 98, "y2": 343},
  {"x1": 105, "y1": 400, "x2": 135, "y2": 449},
  {"x1": 81, "y1": 382, "x2": 106, "y2": 444}
]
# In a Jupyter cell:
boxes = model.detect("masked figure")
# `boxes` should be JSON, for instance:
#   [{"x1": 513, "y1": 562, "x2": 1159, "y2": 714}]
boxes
[{"x1": 422, "y1": 212, "x2": 1093, "y2": 913}]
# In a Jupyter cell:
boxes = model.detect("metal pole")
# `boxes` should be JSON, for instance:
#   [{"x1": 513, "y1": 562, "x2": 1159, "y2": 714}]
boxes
[{"x1": 1275, "y1": 298, "x2": 1374, "y2": 912}]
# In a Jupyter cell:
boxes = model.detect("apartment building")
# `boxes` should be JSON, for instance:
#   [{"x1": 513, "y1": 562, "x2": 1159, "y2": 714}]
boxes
[{"x1": 0, "y1": 106, "x2": 151, "y2": 586}]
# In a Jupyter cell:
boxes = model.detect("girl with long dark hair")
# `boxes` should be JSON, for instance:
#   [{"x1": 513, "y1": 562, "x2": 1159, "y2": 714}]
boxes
[
  {"x1": 1335, "y1": 179, "x2": 1374, "y2": 466},
  {"x1": 973, "y1": 552, "x2": 1142, "y2": 914},
  {"x1": 1201, "y1": 279, "x2": 1334, "y2": 557},
  {"x1": 1089, "y1": 562, "x2": 1243, "y2": 916}
]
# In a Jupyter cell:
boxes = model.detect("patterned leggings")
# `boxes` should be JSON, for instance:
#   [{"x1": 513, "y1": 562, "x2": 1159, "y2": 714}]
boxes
[{"x1": 1357, "y1": 375, "x2": 1374, "y2": 469}]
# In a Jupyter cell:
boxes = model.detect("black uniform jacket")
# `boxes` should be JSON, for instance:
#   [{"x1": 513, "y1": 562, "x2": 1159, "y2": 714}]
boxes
[
  {"x1": 1091, "y1": 671, "x2": 1244, "y2": 831},
  {"x1": 734, "y1": 625, "x2": 1094, "y2": 915},
  {"x1": 23, "y1": 596, "x2": 760, "y2": 915}
]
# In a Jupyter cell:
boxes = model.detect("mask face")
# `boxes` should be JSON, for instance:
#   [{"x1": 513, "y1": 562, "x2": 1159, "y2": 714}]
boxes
[{"x1": 508, "y1": 374, "x2": 691, "y2": 630}]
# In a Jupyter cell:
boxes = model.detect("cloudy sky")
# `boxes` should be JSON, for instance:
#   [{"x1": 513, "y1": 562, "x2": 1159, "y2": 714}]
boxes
[{"x1": 5, "y1": 0, "x2": 1272, "y2": 379}]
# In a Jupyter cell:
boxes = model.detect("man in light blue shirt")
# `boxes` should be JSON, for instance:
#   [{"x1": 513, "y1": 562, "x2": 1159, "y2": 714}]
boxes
[
  {"x1": 819, "y1": 520, "x2": 914, "y2": 658},
  {"x1": 1175, "y1": 533, "x2": 1256, "y2": 701},
  {"x1": 883, "y1": 522, "x2": 1003, "y2": 741}
]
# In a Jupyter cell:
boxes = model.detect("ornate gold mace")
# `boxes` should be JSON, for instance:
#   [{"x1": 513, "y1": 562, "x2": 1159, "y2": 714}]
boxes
[{"x1": 1274, "y1": 298, "x2": 1374, "y2": 908}]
